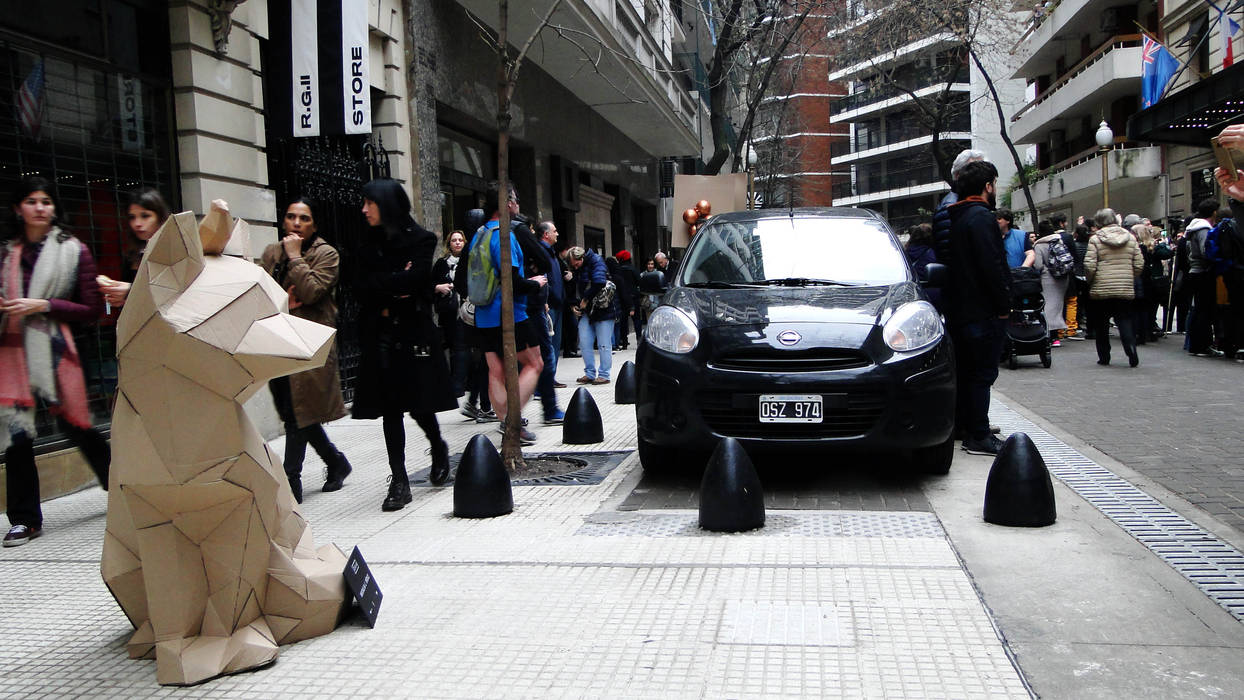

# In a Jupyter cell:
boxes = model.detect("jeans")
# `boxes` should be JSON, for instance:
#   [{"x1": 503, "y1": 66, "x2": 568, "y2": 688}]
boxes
[
  {"x1": 6, "y1": 423, "x2": 110, "y2": 529},
  {"x1": 1090, "y1": 298, "x2": 1138, "y2": 363},
  {"x1": 950, "y1": 318, "x2": 1005, "y2": 441},
  {"x1": 548, "y1": 306, "x2": 563, "y2": 376},
  {"x1": 578, "y1": 315, "x2": 615, "y2": 379},
  {"x1": 1186, "y1": 272, "x2": 1217, "y2": 353},
  {"x1": 530, "y1": 311, "x2": 560, "y2": 418}
]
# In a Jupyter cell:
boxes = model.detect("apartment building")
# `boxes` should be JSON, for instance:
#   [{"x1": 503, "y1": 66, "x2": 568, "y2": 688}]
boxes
[
  {"x1": 1008, "y1": 0, "x2": 1164, "y2": 222},
  {"x1": 828, "y1": 6, "x2": 1024, "y2": 231}
]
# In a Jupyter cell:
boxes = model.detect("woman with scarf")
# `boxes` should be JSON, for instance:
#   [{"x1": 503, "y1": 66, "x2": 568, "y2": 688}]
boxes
[
  {"x1": 1, "y1": 176, "x2": 108, "y2": 547},
  {"x1": 352, "y1": 179, "x2": 456, "y2": 510},
  {"x1": 431, "y1": 230, "x2": 469, "y2": 400},
  {"x1": 261, "y1": 198, "x2": 353, "y2": 503}
]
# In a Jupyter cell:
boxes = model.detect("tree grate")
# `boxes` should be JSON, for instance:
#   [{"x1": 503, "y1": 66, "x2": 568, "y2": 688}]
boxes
[
  {"x1": 410, "y1": 451, "x2": 632, "y2": 487},
  {"x1": 993, "y1": 404, "x2": 1244, "y2": 622}
]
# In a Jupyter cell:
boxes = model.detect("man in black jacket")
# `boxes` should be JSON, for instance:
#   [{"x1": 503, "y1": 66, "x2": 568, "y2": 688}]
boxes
[
  {"x1": 932, "y1": 149, "x2": 988, "y2": 266},
  {"x1": 945, "y1": 160, "x2": 1010, "y2": 456}
]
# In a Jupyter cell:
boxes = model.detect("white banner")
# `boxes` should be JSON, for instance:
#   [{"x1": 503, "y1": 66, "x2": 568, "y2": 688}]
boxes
[
  {"x1": 340, "y1": 0, "x2": 370, "y2": 135},
  {"x1": 291, "y1": 0, "x2": 319, "y2": 137},
  {"x1": 117, "y1": 75, "x2": 144, "y2": 152}
]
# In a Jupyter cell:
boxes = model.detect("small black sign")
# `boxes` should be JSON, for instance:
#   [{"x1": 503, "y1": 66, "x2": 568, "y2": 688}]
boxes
[{"x1": 343, "y1": 546, "x2": 381, "y2": 628}]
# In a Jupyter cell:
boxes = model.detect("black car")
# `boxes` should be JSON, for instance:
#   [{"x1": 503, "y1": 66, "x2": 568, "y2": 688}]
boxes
[{"x1": 635, "y1": 207, "x2": 956, "y2": 474}]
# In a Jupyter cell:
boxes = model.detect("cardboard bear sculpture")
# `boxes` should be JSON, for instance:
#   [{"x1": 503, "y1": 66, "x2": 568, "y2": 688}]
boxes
[{"x1": 99, "y1": 201, "x2": 348, "y2": 686}]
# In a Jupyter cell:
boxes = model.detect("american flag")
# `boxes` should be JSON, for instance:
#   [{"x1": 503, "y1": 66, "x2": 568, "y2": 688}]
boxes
[{"x1": 16, "y1": 59, "x2": 45, "y2": 141}]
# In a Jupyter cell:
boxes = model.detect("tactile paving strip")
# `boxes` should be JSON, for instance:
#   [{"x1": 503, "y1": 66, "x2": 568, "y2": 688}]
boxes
[
  {"x1": 993, "y1": 404, "x2": 1244, "y2": 622},
  {"x1": 576, "y1": 510, "x2": 947, "y2": 538}
]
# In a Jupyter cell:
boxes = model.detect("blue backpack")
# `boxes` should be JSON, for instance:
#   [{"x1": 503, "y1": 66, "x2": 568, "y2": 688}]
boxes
[{"x1": 1205, "y1": 218, "x2": 1234, "y2": 276}]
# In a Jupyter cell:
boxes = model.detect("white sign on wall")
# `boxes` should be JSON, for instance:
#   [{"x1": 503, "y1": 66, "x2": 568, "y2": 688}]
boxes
[
  {"x1": 291, "y1": 0, "x2": 319, "y2": 136},
  {"x1": 117, "y1": 75, "x2": 144, "y2": 152},
  {"x1": 340, "y1": 0, "x2": 370, "y2": 135}
]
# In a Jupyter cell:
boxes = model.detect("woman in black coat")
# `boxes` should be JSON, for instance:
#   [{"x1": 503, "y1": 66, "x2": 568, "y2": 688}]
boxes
[{"x1": 353, "y1": 178, "x2": 457, "y2": 510}]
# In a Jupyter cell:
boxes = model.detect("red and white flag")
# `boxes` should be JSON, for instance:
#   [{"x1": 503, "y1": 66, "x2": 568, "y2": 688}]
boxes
[
  {"x1": 1223, "y1": 15, "x2": 1240, "y2": 68},
  {"x1": 15, "y1": 58, "x2": 45, "y2": 141}
]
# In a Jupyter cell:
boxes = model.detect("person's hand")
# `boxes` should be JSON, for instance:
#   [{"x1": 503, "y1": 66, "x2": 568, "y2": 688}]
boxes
[
  {"x1": 281, "y1": 233, "x2": 303, "y2": 259},
  {"x1": 629, "y1": 309, "x2": 634, "y2": 316},
  {"x1": 1217, "y1": 125, "x2": 1244, "y2": 149},
  {"x1": 563, "y1": 270, "x2": 572, "y2": 281},
  {"x1": 1215, "y1": 166, "x2": 1244, "y2": 201},
  {"x1": 286, "y1": 285, "x2": 303, "y2": 310},
  {"x1": 435, "y1": 282, "x2": 453, "y2": 296},
  {"x1": 531, "y1": 274, "x2": 547, "y2": 287},
  {"x1": 0, "y1": 297, "x2": 50, "y2": 318}
]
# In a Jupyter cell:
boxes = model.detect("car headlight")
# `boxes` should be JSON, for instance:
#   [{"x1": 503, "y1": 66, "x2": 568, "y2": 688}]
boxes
[
  {"x1": 645, "y1": 306, "x2": 699, "y2": 353},
  {"x1": 882, "y1": 301, "x2": 943, "y2": 352}
]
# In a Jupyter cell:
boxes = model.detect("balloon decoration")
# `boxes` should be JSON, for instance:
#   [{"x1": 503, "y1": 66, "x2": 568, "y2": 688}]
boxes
[{"x1": 683, "y1": 199, "x2": 712, "y2": 238}]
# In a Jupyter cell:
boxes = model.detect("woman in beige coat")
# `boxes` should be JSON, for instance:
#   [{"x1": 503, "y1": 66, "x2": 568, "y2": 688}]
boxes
[
  {"x1": 1084, "y1": 208, "x2": 1144, "y2": 367},
  {"x1": 261, "y1": 198, "x2": 351, "y2": 502}
]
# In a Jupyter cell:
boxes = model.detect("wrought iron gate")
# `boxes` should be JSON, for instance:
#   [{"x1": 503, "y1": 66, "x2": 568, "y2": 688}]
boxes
[{"x1": 267, "y1": 134, "x2": 390, "y2": 403}]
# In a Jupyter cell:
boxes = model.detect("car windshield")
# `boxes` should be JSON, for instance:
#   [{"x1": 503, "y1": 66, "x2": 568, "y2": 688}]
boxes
[{"x1": 678, "y1": 216, "x2": 909, "y2": 287}]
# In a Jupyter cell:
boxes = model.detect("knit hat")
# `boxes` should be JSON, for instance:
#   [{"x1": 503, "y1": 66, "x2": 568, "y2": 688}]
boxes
[
  {"x1": 616, "y1": 250, "x2": 631, "y2": 261},
  {"x1": 1122, "y1": 214, "x2": 1142, "y2": 228}
]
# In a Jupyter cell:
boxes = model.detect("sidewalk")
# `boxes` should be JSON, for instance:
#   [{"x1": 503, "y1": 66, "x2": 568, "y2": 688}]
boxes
[{"x1": 0, "y1": 348, "x2": 1241, "y2": 697}]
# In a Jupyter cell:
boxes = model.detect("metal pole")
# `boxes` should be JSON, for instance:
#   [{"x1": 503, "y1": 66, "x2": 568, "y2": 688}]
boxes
[{"x1": 1101, "y1": 147, "x2": 1110, "y2": 209}]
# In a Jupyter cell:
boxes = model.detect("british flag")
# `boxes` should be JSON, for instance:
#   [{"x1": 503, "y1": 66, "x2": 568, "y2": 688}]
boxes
[
  {"x1": 1141, "y1": 36, "x2": 1178, "y2": 109},
  {"x1": 15, "y1": 58, "x2": 45, "y2": 141}
]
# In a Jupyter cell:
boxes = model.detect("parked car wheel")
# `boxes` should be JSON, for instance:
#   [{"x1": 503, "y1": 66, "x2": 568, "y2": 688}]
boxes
[{"x1": 911, "y1": 435, "x2": 954, "y2": 475}]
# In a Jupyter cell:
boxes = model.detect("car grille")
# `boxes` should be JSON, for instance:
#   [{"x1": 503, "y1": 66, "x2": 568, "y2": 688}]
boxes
[
  {"x1": 697, "y1": 388, "x2": 887, "y2": 439},
  {"x1": 709, "y1": 348, "x2": 871, "y2": 372}
]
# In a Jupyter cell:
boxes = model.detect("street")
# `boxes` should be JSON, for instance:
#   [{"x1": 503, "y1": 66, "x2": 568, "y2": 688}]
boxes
[{"x1": 2, "y1": 339, "x2": 1243, "y2": 698}]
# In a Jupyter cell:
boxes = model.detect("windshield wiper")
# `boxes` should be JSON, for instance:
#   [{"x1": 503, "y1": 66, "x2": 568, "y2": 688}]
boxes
[
  {"x1": 684, "y1": 281, "x2": 755, "y2": 289},
  {"x1": 755, "y1": 277, "x2": 858, "y2": 287}
]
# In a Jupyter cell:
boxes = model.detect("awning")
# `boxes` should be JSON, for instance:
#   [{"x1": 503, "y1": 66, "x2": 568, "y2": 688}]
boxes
[{"x1": 1126, "y1": 60, "x2": 1244, "y2": 145}]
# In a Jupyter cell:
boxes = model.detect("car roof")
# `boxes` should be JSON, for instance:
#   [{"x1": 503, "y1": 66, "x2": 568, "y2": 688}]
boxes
[{"x1": 700, "y1": 207, "x2": 889, "y2": 226}]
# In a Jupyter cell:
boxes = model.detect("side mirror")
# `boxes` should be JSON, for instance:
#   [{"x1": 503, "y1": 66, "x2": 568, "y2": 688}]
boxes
[
  {"x1": 922, "y1": 262, "x2": 947, "y2": 288},
  {"x1": 639, "y1": 270, "x2": 665, "y2": 294}
]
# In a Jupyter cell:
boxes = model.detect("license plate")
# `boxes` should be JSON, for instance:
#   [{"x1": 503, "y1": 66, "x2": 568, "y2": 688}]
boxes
[{"x1": 758, "y1": 394, "x2": 823, "y2": 423}]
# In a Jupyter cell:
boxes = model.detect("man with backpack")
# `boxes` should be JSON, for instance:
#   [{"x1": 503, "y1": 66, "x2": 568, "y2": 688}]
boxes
[
  {"x1": 1033, "y1": 220, "x2": 1074, "y2": 345},
  {"x1": 1184, "y1": 199, "x2": 1219, "y2": 356},
  {"x1": 467, "y1": 185, "x2": 547, "y2": 444}
]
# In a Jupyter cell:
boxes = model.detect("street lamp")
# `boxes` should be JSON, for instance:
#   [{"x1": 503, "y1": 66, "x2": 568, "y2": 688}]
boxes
[{"x1": 1095, "y1": 120, "x2": 1114, "y2": 209}]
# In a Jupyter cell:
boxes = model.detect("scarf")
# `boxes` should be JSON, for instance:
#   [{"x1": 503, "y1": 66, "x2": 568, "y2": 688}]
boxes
[{"x1": 0, "y1": 229, "x2": 90, "y2": 450}]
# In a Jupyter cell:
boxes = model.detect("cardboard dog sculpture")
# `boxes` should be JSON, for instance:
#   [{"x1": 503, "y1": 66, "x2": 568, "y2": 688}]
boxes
[{"x1": 100, "y1": 202, "x2": 348, "y2": 685}]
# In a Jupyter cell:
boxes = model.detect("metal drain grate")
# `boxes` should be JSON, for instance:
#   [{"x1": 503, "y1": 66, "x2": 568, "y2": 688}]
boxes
[
  {"x1": 993, "y1": 404, "x2": 1244, "y2": 622},
  {"x1": 576, "y1": 511, "x2": 946, "y2": 538},
  {"x1": 410, "y1": 451, "x2": 631, "y2": 487}
]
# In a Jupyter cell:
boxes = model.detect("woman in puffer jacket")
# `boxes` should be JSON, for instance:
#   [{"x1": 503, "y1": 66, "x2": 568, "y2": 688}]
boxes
[{"x1": 1084, "y1": 208, "x2": 1144, "y2": 367}]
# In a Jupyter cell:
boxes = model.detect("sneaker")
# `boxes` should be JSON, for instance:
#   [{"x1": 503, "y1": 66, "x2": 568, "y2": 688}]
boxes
[
  {"x1": 543, "y1": 409, "x2": 565, "y2": 425},
  {"x1": 1235, "y1": 350, "x2": 1244, "y2": 363},
  {"x1": 459, "y1": 403, "x2": 480, "y2": 420},
  {"x1": 381, "y1": 476, "x2": 413, "y2": 512},
  {"x1": 475, "y1": 409, "x2": 499, "y2": 424},
  {"x1": 576, "y1": 375, "x2": 594, "y2": 384},
  {"x1": 1051, "y1": 340, "x2": 1061, "y2": 347},
  {"x1": 553, "y1": 381, "x2": 567, "y2": 388},
  {"x1": 3, "y1": 524, "x2": 42, "y2": 547},
  {"x1": 592, "y1": 377, "x2": 611, "y2": 385},
  {"x1": 498, "y1": 421, "x2": 537, "y2": 446},
  {"x1": 1065, "y1": 333, "x2": 1086, "y2": 341},
  {"x1": 961, "y1": 435, "x2": 1004, "y2": 456},
  {"x1": 990, "y1": 425, "x2": 1001, "y2": 435}
]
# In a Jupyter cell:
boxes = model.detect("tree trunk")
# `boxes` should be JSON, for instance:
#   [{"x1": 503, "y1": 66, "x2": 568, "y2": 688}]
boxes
[
  {"x1": 968, "y1": 47, "x2": 1038, "y2": 226},
  {"x1": 496, "y1": 0, "x2": 524, "y2": 471}
]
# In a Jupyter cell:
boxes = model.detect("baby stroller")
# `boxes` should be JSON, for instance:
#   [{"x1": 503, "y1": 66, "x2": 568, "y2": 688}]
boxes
[{"x1": 1005, "y1": 267, "x2": 1051, "y2": 369}]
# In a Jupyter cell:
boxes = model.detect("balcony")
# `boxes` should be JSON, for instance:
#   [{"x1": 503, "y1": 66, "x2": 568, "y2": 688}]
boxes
[
  {"x1": 453, "y1": 0, "x2": 699, "y2": 156},
  {"x1": 1012, "y1": 0, "x2": 1131, "y2": 78},
  {"x1": 1009, "y1": 36, "x2": 1142, "y2": 145},
  {"x1": 1011, "y1": 145, "x2": 1163, "y2": 213},
  {"x1": 837, "y1": 132, "x2": 971, "y2": 164},
  {"x1": 832, "y1": 163, "x2": 949, "y2": 206},
  {"x1": 828, "y1": 33, "x2": 959, "y2": 83},
  {"x1": 832, "y1": 82, "x2": 970, "y2": 122}
]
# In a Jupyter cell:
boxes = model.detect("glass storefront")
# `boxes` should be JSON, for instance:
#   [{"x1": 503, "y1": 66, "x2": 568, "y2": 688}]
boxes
[{"x1": 0, "y1": 0, "x2": 175, "y2": 448}]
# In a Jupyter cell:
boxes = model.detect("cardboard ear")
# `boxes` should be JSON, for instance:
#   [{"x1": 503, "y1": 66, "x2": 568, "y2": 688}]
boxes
[{"x1": 144, "y1": 212, "x2": 206, "y2": 292}]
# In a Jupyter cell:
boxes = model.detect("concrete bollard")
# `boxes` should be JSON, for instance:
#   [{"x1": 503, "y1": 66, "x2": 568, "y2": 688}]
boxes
[
  {"x1": 563, "y1": 387, "x2": 604, "y2": 444},
  {"x1": 453, "y1": 434, "x2": 513, "y2": 518},
  {"x1": 699, "y1": 438, "x2": 765, "y2": 533},
  {"x1": 983, "y1": 432, "x2": 1056, "y2": 527},
  {"x1": 614, "y1": 361, "x2": 637, "y2": 404}
]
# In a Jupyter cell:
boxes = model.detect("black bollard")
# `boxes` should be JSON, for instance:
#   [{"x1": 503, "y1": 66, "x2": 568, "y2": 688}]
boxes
[
  {"x1": 563, "y1": 387, "x2": 604, "y2": 444},
  {"x1": 699, "y1": 438, "x2": 765, "y2": 532},
  {"x1": 453, "y1": 434, "x2": 513, "y2": 518},
  {"x1": 614, "y1": 361, "x2": 637, "y2": 404},
  {"x1": 983, "y1": 432, "x2": 1056, "y2": 527}
]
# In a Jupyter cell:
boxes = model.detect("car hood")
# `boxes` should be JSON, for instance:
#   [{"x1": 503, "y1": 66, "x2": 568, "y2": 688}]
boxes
[{"x1": 666, "y1": 284, "x2": 917, "y2": 329}]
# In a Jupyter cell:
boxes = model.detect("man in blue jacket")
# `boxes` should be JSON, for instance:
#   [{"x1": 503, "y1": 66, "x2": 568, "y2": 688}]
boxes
[
  {"x1": 568, "y1": 246, "x2": 619, "y2": 384},
  {"x1": 945, "y1": 160, "x2": 1010, "y2": 456}
]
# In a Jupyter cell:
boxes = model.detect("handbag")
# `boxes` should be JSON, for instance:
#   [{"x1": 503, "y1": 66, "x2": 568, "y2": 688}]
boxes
[
  {"x1": 457, "y1": 299, "x2": 476, "y2": 327},
  {"x1": 590, "y1": 280, "x2": 616, "y2": 312}
]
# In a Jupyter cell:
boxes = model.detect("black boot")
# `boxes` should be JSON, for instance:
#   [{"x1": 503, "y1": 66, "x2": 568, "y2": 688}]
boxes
[
  {"x1": 430, "y1": 439, "x2": 450, "y2": 486},
  {"x1": 287, "y1": 472, "x2": 303, "y2": 504},
  {"x1": 322, "y1": 451, "x2": 353, "y2": 492},
  {"x1": 381, "y1": 476, "x2": 412, "y2": 511}
]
